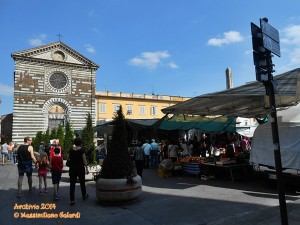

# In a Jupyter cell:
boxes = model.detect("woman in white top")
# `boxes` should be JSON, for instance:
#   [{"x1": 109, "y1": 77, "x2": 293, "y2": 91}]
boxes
[
  {"x1": 168, "y1": 141, "x2": 179, "y2": 162},
  {"x1": 180, "y1": 140, "x2": 191, "y2": 157}
]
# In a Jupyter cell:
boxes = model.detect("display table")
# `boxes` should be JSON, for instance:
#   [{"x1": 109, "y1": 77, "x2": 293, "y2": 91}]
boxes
[
  {"x1": 181, "y1": 162, "x2": 201, "y2": 176},
  {"x1": 202, "y1": 162, "x2": 251, "y2": 182}
]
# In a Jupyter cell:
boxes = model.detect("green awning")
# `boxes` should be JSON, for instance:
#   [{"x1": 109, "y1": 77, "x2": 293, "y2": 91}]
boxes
[
  {"x1": 126, "y1": 119, "x2": 159, "y2": 130},
  {"x1": 76, "y1": 115, "x2": 236, "y2": 135},
  {"x1": 159, "y1": 114, "x2": 237, "y2": 132}
]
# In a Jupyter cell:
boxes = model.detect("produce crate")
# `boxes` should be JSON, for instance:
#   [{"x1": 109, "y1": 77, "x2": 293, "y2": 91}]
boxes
[
  {"x1": 158, "y1": 169, "x2": 172, "y2": 178},
  {"x1": 215, "y1": 159, "x2": 236, "y2": 165},
  {"x1": 181, "y1": 162, "x2": 201, "y2": 176}
]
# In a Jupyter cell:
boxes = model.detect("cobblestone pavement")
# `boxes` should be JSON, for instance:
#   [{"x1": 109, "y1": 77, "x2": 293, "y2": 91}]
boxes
[{"x1": 1, "y1": 159, "x2": 300, "y2": 225}]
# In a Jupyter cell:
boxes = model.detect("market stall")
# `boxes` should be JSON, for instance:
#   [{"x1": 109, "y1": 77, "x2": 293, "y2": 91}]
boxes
[
  {"x1": 180, "y1": 157, "x2": 204, "y2": 176},
  {"x1": 159, "y1": 68, "x2": 300, "y2": 181},
  {"x1": 201, "y1": 161, "x2": 251, "y2": 182},
  {"x1": 178, "y1": 153, "x2": 251, "y2": 181},
  {"x1": 157, "y1": 114, "x2": 251, "y2": 180}
]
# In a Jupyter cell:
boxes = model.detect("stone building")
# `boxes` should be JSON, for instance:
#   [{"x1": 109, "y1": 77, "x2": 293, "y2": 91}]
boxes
[
  {"x1": 0, "y1": 113, "x2": 13, "y2": 144},
  {"x1": 11, "y1": 41, "x2": 99, "y2": 144}
]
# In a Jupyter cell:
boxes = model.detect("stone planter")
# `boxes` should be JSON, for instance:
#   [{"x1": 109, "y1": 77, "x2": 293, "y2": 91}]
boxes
[
  {"x1": 96, "y1": 175, "x2": 142, "y2": 203},
  {"x1": 87, "y1": 165, "x2": 101, "y2": 181},
  {"x1": 62, "y1": 161, "x2": 101, "y2": 181},
  {"x1": 62, "y1": 160, "x2": 69, "y2": 173}
]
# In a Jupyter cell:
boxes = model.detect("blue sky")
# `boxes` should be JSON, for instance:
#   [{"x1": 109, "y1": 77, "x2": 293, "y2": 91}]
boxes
[{"x1": 1, "y1": 0, "x2": 300, "y2": 116}]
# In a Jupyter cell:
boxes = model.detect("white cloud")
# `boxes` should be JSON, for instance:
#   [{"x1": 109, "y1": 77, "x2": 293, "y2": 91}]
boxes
[
  {"x1": 281, "y1": 25, "x2": 300, "y2": 45},
  {"x1": 290, "y1": 48, "x2": 300, "y2": 65},
  {"x1": 168, "y1": 61, "x2": 179, "y2": 69},
  {"x1": 280, "y1": 25, "x2": 300, "y2": 66},
  {"x1": 0, "y1": 83, "x2": 14, "y2": 96},
  {"x1": 207, "y1": 31, "x2": 244, "y2": 47},
  {"x1": 129, "y1": 51, "x2": 178, "y2": 69},
  {"x1": 28, "y1": 33, "x2": 47, "y2": 47},
  {"x1": 39, "y1": 34, "x2": 47, "y2": 39},
  {"x1": 85, "y1": 44, "x2": 96, "y2": 54},
  {"x1": 244, "y1": 50, "x2": 252, "y2": 55},
  {"x1": 29, "y1": 39, "x2": 43, "y2": 46}
]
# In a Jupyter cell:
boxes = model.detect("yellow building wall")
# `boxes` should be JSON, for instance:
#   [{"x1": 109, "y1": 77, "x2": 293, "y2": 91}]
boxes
[{"x1": 96, "y1": 91, "x2": 190, "y2": 122}]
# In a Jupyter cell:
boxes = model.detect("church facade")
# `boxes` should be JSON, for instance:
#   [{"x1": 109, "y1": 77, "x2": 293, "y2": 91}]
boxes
[{"x1": 11, "y1": 42, "x2": 99, "y2": 144}]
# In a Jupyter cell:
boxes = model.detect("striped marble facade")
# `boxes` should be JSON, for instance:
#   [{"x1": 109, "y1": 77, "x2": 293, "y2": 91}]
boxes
[{"x1": 11, "y1": 42, "x2": 99, "y2": 144}]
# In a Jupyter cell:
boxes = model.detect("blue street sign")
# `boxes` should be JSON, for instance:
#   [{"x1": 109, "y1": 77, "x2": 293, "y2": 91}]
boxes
[
  {"x1": 262, "y1": 34, "x2": 281, "y2": 57},
  {"x1": 260, "y1": 19, "x2": 280, "y2": 43}
]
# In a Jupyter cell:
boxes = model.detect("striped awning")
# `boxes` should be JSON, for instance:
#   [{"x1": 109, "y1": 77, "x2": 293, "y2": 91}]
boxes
[{"x1": 162, "y1": 68, "x2": 300, "y2": 118}]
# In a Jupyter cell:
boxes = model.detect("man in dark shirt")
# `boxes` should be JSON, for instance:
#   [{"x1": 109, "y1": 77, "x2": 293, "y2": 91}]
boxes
[{"x1": 17, "y1": 136, "x2": 37, "y2": 198}]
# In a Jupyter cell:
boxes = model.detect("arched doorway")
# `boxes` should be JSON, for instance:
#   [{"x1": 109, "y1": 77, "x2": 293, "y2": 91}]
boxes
[
  {"x1": 48, "y1": 104, "x2": 66, "y2": 130},
  {"x1": 43, "y1": 98, "x2": 72, "y2": 131}
]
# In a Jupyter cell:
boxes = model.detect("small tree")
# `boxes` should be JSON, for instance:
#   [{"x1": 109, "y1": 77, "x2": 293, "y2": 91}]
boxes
[
  {"x1": 64, "y1": 120, "x2": 74, "y2": 159},
  {"x1": 32, "y1": 131, "x2": 43, "y2": 152},
  {"x1": 100, "y1": 106, "x2": 133, "y2": 179},
  {"x1": 56, "y1": 124, "x2": 65, "y2": 147},
  {"x1": 44, "y1": 128, "x2": 51, "y2": 145},
  {"x1": 82, "y1": 113, "x2": 96, "y2": 164},
  {"x1": 50, "y1": 127, "x2": 57, "y2": 140}
]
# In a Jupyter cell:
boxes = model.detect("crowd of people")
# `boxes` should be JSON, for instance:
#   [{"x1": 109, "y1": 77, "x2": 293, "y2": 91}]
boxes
[
  {"x1": 125, "y1": 138, "x2": 188, "y2": 178},
  {"x1": 162, "y1": 134, "x2": 252, "y2": 159},
  {"x1": 1, "y1": 141, "x2": 18, "y2": 166},
  {"x1": 125, "y1": 134, "x2": 251, "y2": 178},
  {"x1": 0, "y1": 136, "x2": 89, "y2": 206},
  {"x1": 0, "y1": 133, "x2": 251, "y2": 203}
]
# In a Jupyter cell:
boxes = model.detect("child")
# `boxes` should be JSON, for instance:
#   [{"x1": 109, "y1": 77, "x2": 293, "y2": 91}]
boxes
[
  {"x1": 36, "y1": 152, "x2": 49, "y2": 195},
  {"x1": 50, "y1": 147, "x2": 63, "y2": 200}
]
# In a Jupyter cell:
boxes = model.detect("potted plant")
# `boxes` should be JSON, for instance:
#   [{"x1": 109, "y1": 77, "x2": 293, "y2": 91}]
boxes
[{"x1": 96, "y1": 106, "x2": 142, "y2": 203}]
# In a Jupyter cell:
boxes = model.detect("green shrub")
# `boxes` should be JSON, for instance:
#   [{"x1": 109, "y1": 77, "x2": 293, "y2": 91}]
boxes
[{"x1": 100, "y1": 106, "x2": 133, "y2": 179}]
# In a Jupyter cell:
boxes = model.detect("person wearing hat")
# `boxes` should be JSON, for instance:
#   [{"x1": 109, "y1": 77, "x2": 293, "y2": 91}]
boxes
[{"x1": 150, "y1": 139, "x2": 159, "y2": 168}]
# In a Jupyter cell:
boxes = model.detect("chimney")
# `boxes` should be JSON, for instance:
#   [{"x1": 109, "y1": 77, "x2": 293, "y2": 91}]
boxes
[{"x1": 226, "y1": 67, "x2": 233, "y2": 89}]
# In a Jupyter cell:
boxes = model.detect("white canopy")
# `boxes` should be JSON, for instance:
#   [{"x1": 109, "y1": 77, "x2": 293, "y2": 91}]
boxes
[
  {"x1": 250, "y1": 103, "x2": 300, "y2": 169},
  {"x1": 162, "y1": 68, "x2": 300, "y2": 118}
]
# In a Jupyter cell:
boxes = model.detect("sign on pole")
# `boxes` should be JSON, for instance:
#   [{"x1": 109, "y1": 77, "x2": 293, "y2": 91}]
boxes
[
  {"x1": 260, "y1": 19, "x2": 281, "y2": 57},
  {"x1": 262, "y1": 34, "x2": 281, "y2": 57},
  {"x1": 260, "y1": 19, "x2": 280, "y2": 42},
  {"x1": 251, "y1": 18, "x2": 287, "y2": 225}
]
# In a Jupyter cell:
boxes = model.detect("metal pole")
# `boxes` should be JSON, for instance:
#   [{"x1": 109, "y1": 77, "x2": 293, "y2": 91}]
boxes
[
  {"x1": 90, "y1": 65, "x2": 93, "y2": 116},
  {"x1": 266, "y1": 64, "x2": 288, "y2": 225},
  {"x1": 251, "y1": 17, "x2": 287, "y2": 223}
]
